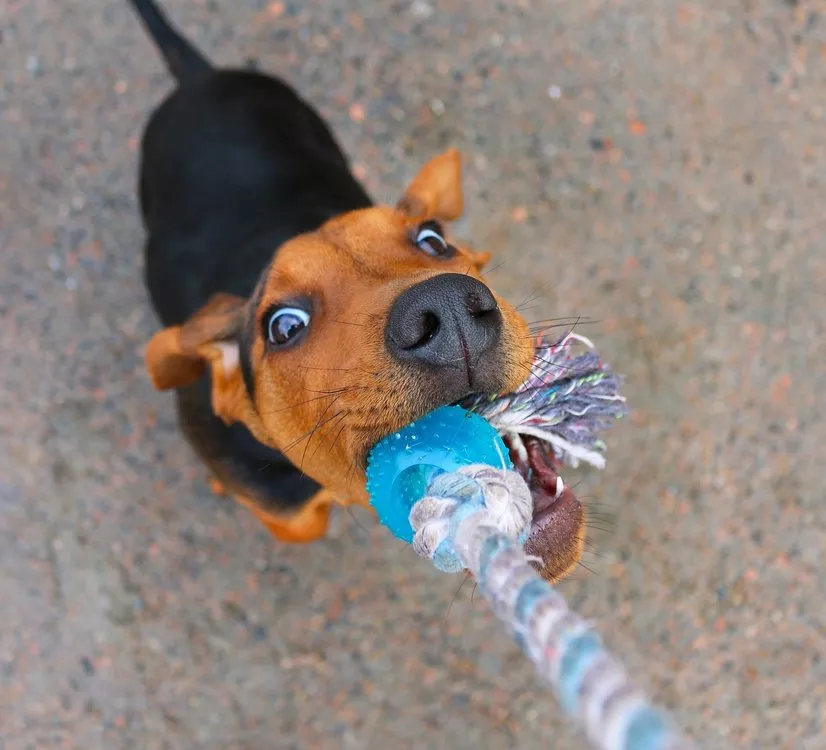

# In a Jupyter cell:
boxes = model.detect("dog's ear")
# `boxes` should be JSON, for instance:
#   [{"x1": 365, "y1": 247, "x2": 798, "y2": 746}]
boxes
[
  {"x1": 145, "y1": 293, "x2": 258, "y2": 427},
  {"x1": 397, "y1": 148, "x2": 464, "y2": 222}
]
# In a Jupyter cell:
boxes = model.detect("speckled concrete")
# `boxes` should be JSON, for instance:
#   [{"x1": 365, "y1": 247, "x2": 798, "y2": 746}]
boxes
[{"x1": 1, "y1": 0, "x2": 825, "y2": 748}]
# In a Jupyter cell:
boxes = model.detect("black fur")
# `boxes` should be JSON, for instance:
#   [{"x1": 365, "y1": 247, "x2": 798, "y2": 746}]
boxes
[
  {"x1": 129, "y1": 0, "x2": 372, "y2": 511},
  {"x1": 128, "y1": 0, "x2": 211, "y2": 81}
]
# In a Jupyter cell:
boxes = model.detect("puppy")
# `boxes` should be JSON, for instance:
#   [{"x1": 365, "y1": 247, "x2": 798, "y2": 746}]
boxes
[{"x1": 129, "y1": 0, "x2": 584, "y2": 580}]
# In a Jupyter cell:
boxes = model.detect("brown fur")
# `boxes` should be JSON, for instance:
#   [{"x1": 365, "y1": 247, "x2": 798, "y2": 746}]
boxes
[{"x1": 144, "y1": 150, "x2": 583, "y2": 581}]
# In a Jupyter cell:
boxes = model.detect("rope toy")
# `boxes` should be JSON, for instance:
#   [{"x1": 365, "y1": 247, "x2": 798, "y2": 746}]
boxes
[{"x1": 366, "y1": 333, "x2": 695, "y2": 750}]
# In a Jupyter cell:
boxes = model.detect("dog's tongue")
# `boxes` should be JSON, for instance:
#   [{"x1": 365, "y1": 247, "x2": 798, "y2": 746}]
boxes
[{"x1": 520, "y1": 437, "x2": 584, "y2": 581}]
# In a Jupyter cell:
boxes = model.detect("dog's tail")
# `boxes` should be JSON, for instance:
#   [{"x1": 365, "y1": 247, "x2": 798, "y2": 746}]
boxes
[{"x1": 127, "y1": 0, "x2": 212, "y2": 82}]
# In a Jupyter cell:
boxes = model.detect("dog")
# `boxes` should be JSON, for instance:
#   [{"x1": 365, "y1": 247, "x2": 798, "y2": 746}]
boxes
[{"x1": 129, "y1": 0, "x2": 584, "y2": 581}]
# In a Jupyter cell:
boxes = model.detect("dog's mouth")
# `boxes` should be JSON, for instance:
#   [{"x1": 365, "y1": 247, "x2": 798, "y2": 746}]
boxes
[
  {"x1": 361, "y1": 327, "x2": 617, "y2": 579},
  {"x1": 360, "y1": 400, "x2": 585, "y2": 581},
  {"x1": 504, "y1": 433, "x2": 584, "y2": 580}
]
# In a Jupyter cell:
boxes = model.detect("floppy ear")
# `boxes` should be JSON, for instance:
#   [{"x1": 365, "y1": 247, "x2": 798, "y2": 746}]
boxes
[
  {"x1": 145, "y1": 293, "x2": 258, "y2": 427},
  {"x1": 397, "y1": 148, "x2": 464, "y2": 222}
]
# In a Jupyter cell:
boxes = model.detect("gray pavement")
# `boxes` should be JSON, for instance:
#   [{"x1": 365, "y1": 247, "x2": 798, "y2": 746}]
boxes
[{"x1": 1, "y1": 0, "x2": 825, "y2": 747}]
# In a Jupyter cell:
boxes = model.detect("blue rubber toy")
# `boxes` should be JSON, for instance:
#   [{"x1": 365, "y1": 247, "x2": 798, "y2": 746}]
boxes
[{"x1": 366, "y1": 405, "x2": 512, "y2": 543}]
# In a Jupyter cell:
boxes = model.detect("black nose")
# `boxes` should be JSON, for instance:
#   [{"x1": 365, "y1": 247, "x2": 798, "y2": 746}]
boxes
[{"x1": 385, "y1": 273, "x2": 502, "y2": 382}]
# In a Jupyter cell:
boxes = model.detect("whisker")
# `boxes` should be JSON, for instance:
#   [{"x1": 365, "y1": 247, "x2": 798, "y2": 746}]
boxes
[
  {"x1": 444, "y1": 572, "x2": 472, "y2": 621},
  {"x1": 515, "y1": 292, "x2": 546, "y2": 312},
  {"x1": 312, "y1": 415, "x2": 349, "y2": 464},
  {"x1": 539, "y1": 316, "x2": 588, "y2": 359},
  {"x1": 582, "y1": 507, "x2": 616, "y2": 518},
  {"x1": 581, "y1": 540, "x2": 609, "y2": 560},
  {"x1": 307, "y1": 422, "x2": 342, "y2": 465},
  {"x1": 258, "y1": 392, "x2": 341, "y2": 417},
  {"x1": 576, "y1": 559, "x2": 598, "y2": 576},
  {"x1": 280, "y1": 409, "x2": 349, "y2": 455},
  {"x1": 343, "y1": 505, "x2": 371, "y2": 539},
  {"x1": 257, "y1": 384, "x2": 368, "y2": 418},
  {"x1": 525, "y1": 357, "x2": 575, "y2": 374},
  {"x1": 528, "y1": 322, "x2": 599, "y2": 333},
  {"x1": 306, "y1": 410, "x2": 350, "y2": 471},
  {"x1": 349, "y1": 422, "x2": 397, "y2": 434},
  {"x1": 526, "y1": 316, "x2": 598, "y2": 327},
  {"x1": 584, "y1": 516, "x2": 616, "y2": 528},
  {"x1": 583, "y1": 522, "x2": 614, "y2": 534},
  {"x1": 299, "y1": 366, "x2": 381, "y2": 378},
  {"x1": 300, "y1": 365, "x2": 355, "y2": 373},
  {"x1": 299, "y1": 385, "x2": 368, "y2": 396},
  {"x1": 332, "y1": 319, "x2": 368, "y2": 328},
  {"x1": 523, "y1": 322, "x2": 598, "y2": 339},
  {"x1": 342, "y1": 457, "x2": 362, "y2": 490},
  {"x1": 512, "y1": 281, "x2": 562, "y2": 311},
  {"x1": 300, "y1": 396, "x2": 346, "y2": 471},
  {"x1": 506, "y1": 357, "x2": 573, "y2": 382},
  {"x1": 483, "y1": 260, "x2": 508, "y2": 274},
  {"x1": 560, "y1": 571, "x2": 589, "y2": 583},
  {"x1": 352, "y1": 311, "x2": 382, "y2": 322},
  {"x1": 581, "y1": 501, "x2": 615, "y2": 511}
]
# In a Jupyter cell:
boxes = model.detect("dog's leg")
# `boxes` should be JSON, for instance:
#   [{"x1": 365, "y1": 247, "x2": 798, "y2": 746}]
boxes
[{"x1": 235, "y1": 489, "x2": 336, "y2": 544}]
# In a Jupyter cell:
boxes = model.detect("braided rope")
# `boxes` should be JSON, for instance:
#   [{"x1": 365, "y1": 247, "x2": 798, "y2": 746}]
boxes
[{"x1": 410, "y1": 465, "x2": 695, "y2": 750}]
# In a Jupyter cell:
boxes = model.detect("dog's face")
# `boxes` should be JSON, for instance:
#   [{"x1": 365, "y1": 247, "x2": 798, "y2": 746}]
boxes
[
  {"x1": 146, "y1": 150, "x2": 583, "y2": 579},
  {"x1": 234, "y1": 206, "x2": 535, "y2": 491},
  {"x1": 147, "y1": 149, "x2": 533, "y2": 495}
]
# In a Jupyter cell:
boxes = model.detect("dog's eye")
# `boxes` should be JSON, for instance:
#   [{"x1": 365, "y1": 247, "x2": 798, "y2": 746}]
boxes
[
  {"x1": 266, "y1": 307, "x2": 310, "y2": 347},
  {"x1": 415, "y1": 221, "x2": 454, "y2": 258}
]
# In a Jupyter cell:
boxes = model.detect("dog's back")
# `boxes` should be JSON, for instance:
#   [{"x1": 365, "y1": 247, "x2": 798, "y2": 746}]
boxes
[{"x1": 129, "y1": 0, "x2": 371, "y2": 327}]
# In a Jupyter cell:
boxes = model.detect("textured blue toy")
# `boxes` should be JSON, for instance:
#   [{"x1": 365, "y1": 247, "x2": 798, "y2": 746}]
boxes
[{"x1": 365, "y1": 405, "x2": 511, "y2": 543}]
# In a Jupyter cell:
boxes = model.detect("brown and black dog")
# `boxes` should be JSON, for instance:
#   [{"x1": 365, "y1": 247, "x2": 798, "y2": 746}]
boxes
[{"x1": 130, "y1": 0, "x2": 584, "y2": 581}]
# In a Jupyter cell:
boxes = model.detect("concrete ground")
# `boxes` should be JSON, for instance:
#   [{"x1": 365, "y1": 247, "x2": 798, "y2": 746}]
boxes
[{"x1": 2, "y1": 0, "x2": 825, "y2": 747}]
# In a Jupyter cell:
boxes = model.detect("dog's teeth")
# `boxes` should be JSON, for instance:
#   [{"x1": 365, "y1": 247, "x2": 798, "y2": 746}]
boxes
[{"x1": 555, "y1": 476, "x2": 564, "y2": 498}]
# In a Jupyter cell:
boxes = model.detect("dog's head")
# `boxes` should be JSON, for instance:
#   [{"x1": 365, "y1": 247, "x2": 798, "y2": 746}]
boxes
[{"x1": 146, "y1": 150, "x2": 584, "y2": 580}]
